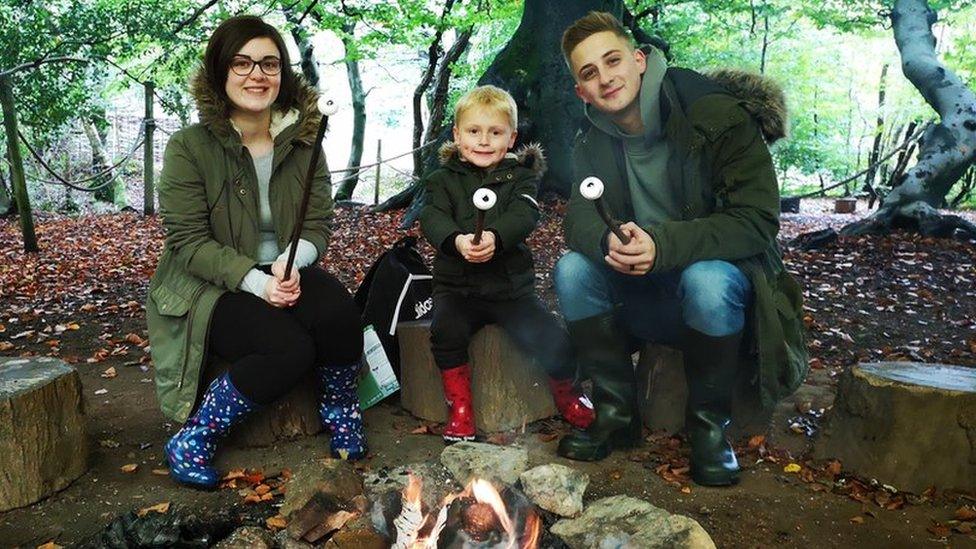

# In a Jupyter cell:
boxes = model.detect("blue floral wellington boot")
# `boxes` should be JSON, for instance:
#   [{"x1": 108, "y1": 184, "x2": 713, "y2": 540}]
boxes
[
  {"x1": 165, "y1": 372, "x2": 255, "y2": 489},
  {"x1": 317, "y1": 362, "x2": 368, "y2": 460}
]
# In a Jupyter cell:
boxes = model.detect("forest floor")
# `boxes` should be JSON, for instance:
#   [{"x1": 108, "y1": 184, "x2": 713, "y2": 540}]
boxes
[{"x1": 1, "y1": 197, "x2": 975, "y2": 548}]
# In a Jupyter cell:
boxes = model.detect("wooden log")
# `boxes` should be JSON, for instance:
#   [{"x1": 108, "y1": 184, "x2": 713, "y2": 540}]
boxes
[
  {"x1": 0, "y1": 357, "x2": 88, "y2": 511},
  {"x1": 834, "y1": 198, "x2": 857, "y2": 214},
  {"x1": 814, "y1": 362, "x2": 976, "y2": 493},
  {"x1": 397, "y1": 320, "x2": 557, "y2": 432},
  {"x1": 200, "y1": 360, "x2": 321, "y2": 448},
  {"x1": 636, "y1": 344, "x2": 770, "y2": 438}
]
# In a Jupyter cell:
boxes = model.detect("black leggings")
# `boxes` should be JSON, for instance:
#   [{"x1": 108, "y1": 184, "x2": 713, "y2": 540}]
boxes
[
  {"x1": 429, "y1": 293, "x2": 574, "y2": 379},
  {"x1": 208, "y1": 267, "x2": 363, "y2": 404}
]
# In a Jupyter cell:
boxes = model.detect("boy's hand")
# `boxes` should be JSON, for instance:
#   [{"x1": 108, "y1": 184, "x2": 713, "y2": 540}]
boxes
[
  {"x1": 605, "y1": 222, "x2": 656, "y2": 275},
  {"x1": 455, "y1": 232, "x2": 496, "y2": 263}
]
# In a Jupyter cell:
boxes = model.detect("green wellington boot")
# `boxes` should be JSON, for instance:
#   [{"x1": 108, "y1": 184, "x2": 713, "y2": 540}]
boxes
[
  {"x1": 557, "y1": 312, "x2": 642, "y2": 461},
  {"x1": 683, "y1": 327, "x2": 743, "y2": 486}
]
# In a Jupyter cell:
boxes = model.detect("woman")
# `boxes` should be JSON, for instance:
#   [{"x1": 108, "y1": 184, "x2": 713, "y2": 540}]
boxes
[{"x1": 146, "y1": 15, "x2": 366, "y2": 489}]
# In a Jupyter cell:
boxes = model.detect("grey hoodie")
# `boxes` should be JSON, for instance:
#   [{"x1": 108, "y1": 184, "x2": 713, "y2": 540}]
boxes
[{"x1": 584, "y1": 46, "x2": 680, "y2": 227}]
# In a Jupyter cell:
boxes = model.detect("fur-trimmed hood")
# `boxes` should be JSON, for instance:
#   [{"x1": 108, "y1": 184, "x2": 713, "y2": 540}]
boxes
[
  {"x1": 706, "y1": 69, "x2": 788, "y2": 144},
  {"x1": 189, "y1": 68, "x2": 322, "y2": 145},
  {"x1": 437, "y1": 141, "x2": 548, "y2": 177}
]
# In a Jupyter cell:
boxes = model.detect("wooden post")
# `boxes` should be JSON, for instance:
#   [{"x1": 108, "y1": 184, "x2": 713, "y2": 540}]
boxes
[
  {"x1": 143, "y1": 81, "x2": 155, "y2": 216},
  {"x1": 373, "y1": 139, "x2": 381, "y2": 206},
  {"x1": 0, "y1": 74, "x2": 38, "y2": 252}
]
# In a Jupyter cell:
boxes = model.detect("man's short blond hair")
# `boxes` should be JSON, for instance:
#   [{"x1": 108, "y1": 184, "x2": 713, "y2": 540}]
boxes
[
  {"x1": 453, "y1": 85, "x2": 518, "y2": 129},
  {"x1": 561, "y1": 11, "x2": 634, "y2": 67}
]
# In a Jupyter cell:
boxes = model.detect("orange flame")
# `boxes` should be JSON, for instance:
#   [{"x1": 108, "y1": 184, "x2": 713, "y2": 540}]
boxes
[
  {"x1": 521, "y1": 512, "x2": 541, "y2": 549},
  {"x1": 471, "y1": 478, "x2": 515, "y2": 541}
]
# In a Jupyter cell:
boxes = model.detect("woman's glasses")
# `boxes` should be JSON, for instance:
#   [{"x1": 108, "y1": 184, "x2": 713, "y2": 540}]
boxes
[{"x1": 230, "y1": 55, "x2": 282, "y2": 77}]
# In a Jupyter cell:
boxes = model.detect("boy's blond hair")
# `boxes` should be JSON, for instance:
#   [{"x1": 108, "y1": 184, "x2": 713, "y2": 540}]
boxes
[
  {"x1": 453, "y1": 85, "x2": 518, "y2": 130},
  {"x1": 561, "y1": 11, "x2": 634, "y2": 67}
]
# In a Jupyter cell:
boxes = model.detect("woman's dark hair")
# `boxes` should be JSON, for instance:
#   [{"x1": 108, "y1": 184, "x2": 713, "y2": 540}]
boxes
[{"x1": 203, "y1": 15, "x2": 298, "y2": 111}]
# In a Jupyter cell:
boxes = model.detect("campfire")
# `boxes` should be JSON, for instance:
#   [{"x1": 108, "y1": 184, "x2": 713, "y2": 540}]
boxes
[{"x1": 391, "y1": 474, "x2": 541, "y2": 548}]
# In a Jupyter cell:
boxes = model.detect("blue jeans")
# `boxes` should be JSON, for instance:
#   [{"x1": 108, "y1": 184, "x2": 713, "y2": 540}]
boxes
[{"x1": 553, "y1": 252, "x2": 752, "y2": 345}]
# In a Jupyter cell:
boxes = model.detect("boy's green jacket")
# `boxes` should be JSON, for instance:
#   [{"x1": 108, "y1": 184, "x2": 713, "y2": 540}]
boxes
[
  {"x1": 420, "y1": 143, "x2": 546, "y2": 300},
  {"x1": 566, "y1": 67, "x2": 808, "y2": 409},
  {"x1": 146, "y1": 71, "x2": 332, "y2": 422}
]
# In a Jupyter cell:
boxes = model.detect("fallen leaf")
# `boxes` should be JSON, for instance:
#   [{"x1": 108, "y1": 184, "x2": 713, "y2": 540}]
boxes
[
  {"x1": 151, "y1": 468, "x2": 169, "y2": 476},
  {"x1": 222, "y1": 469, "x2": 246, "y2": 481},
  {"x1": 784, "y1": 463, "x2": 802, "y2": 474},
  {"x1": 0, "y1": 323, "x2": 5, "y2": 332},
  {"x1": 410, "y1": 424, "x2": 432, "y2": 435},
  {"x1": 747, "y1": 435, "x2": 765, "y2": 449},
  {"x1": 537, "y1": 432, "x2": 558, "y2": 443},
  {"x1": 125, "y1": 333, "x2": 145, "y2": 345},
  {"x1": 254, "y1": 484, "x2": 271, "y2": 496},
  {"x1": 67, "y1": 323, "x2": 80, "y2": 330},
  {"x1": 826, "y1": 460, "x2": 842, "y2": 477},
  {"x1": 101, "y1": 367, "x2": 117, "y2": 379},
  {"x1": 680, "y1": 486, "x2": 692, "y2": 494},
  {"x1": 94, "y1": 388, "x2": 108, "y2": 395},
  {"x1": 927, "y1": 524, "x2": 950, "y2": 538},
  {"x1": 36, "y1": 542, "x2": 61, "y2": 549},
  {"x1": 849, "y1": 516, "x2": 864, "y2": 524},
  {"x1": 243, "y1": 493, "x2": 262, "y2": 504},
  {"x1": 954, "y1": 505, "x2": 976, "y2": 522},
  {"x1": 120, "y1": 463, "x2": 138, "y2": 473},
  {"x1": 266, "y1": 515, "x2": 287, "y2": 530},
  {"x1": 137, "y1": 502, "x2": 170, "y2": 517}
]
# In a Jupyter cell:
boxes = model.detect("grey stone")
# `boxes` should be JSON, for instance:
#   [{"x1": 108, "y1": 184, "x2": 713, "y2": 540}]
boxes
[
  {"x1": 551, "y1": 495, "x2": 715, "y2": 549},
  {"x1": 519, "y1": 464, "x2": 588, "y2": 517},
  {"x1": 280, "y1": 459, "x2": 364, "y2": 518},
  {"x1": 814, "y1": 362, "x2": 976, "y2": 493},
  {"x1": 214, "y1": 526, "x2": 274, "y2": 548},
  {"x1": 440, "y1": 441, "x2": 528, "y2": 485},
  {"x1": 363, "y1": 462, "x2": 460, "y2": 510},
  {"x1": 0, "y1": 357, "x2": 88, "y2": 512},
  {"x1": 274, "y1": 530, "x2": 314, "y2": 549}
]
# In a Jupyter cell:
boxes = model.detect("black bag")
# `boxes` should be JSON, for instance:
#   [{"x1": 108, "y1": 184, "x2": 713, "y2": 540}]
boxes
[{"x1": 354, "y1": 236, "x2": 433, "y2": 377}]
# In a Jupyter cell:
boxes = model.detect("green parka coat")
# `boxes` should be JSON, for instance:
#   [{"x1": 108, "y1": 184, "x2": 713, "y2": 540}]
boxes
[
  {"x1": 420, "y1": 143, "x2": 546, "y2": 300},
  {"x1": 147, "y1": 71, "x2": 332, "y2": 422},
  {"x1": 566, "y1": 67, "x2": 808, "y2": 409}
]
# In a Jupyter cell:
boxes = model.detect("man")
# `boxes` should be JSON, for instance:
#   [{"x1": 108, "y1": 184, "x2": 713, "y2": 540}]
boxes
[{"x1": 555, "y1": 11, "x2": 807, "y2": 486}]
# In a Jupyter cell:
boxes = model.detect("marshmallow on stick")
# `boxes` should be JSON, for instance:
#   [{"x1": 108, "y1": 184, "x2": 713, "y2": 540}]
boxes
[
  {"x1": 580, "y1": 176, "x2": 631, "y2": 245},
  {"x1": 471, "y1": 188, "x2": 497, "y2": 245},
  {"x1": 282, "y1": 94, "x2": 337, "y2": 281}
]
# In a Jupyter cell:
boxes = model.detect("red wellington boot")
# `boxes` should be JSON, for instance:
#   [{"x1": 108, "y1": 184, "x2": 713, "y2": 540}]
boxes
[
  {"x1": 440, "y1": 364, "x2": 476, "y2": 443},
  {"x1": 548, "y1": 377, "x2": 595, "y2": 429}
]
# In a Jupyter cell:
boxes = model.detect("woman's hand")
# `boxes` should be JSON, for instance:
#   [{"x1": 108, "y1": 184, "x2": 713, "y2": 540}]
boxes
[{"x1": 265, "y1": 261, "x2": 301, "y2": 307}]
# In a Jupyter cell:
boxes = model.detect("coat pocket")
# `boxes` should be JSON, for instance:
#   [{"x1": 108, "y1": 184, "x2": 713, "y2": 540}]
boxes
[{"x1": 150, "y1": 284, "x2": 191, "y2": 317}]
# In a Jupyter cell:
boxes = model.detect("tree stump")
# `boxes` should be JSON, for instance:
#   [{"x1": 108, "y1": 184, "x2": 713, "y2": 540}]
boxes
[
  {"x1": 200, "y1": 360, "x2": 321, "y2": 448},
  {"x1": 815, "y1": 362, "x2": 976, "y2": 493},
  {"x1": 0, "y1": 357, "x2": 88, "y2": 511},
  {"x1": 636, "y1": 344, "x2": 770, "y2": 438},
  {"x1": 397, "y1": 320, "x2": 557, "y2": 432},
  {"x1": 834, "y1": 198, "x2": 857, "y2": 214}
]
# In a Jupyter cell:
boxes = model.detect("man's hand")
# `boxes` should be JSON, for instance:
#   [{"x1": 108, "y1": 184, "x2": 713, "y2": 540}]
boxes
[
  {"x1": 267, "y1": 260, "x2": 301, "y2": 307},
  {"x1": 455, "y1": 232, "x2": 496, "y2": 263},
  {"x1": 605, "y1": 222, "x2": 656, "y2": 275}
]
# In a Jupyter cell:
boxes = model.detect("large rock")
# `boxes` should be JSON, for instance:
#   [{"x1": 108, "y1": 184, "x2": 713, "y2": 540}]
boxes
[
  {"x1": 0, "y1": 357, "x2": 88, "y2": 512},
  {"x1": 815, "y1": 362, "x2": 976, "y2": 493},
  {"x1": 519, "y1": 464, "x2": 588, "y2": 517},
  {"x1": 214, "y1": 526, "x2": 274, "y2": 549},
  {"x1": 636, "y1": 344, "x2": 770, "y2": 437},
  {"x1": 551, "y1": 495, "x2": 715, "y2": 549},
  {"x1": 398, "y1": 321, "x2": 557, "y2": 432},
  {"x1": 440, "y1": 441, "x2": 528, "y2": 485},
  {"x1": 281, "y1": 459, "x2": 365, "y2": 517}
]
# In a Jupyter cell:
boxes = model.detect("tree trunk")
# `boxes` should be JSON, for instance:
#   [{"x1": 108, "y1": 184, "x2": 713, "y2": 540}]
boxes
[
  {"x1": 334, "y1": 21, "x2": 367, "y2": 201},
  {"x1": 386, "y1": 0, "x2": 628, "y2": 227},
  {"x1": 411, "y1": 0, "x2": 456, "y2": 179},
  {"x1": 422, "y1": 28, "x2": 473, "y2": 156},
  {"x1": 0, "y1": 161, "x2": 13, "y2": 215},
  {"x1": 863, "y1": 63, "x2": 889, "y2": 194},
  {"x1": 83, "y1": 118, "x2": 118, "y2": 204},
  {"x1": 842, "y1": 0, "x2": 976, "y2": 239},
  {"x1": 285, "y1": 10, "x2": 320, "y2": 87}
]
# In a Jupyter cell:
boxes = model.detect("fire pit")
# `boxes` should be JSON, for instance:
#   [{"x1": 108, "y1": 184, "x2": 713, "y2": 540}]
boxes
[{"x1": 389, "y1": 474, "x2": 542, "y2": 548}]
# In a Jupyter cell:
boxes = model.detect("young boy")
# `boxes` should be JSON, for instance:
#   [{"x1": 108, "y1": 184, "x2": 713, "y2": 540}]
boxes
[{"x1": 420, "y1": 85, "x2": 594, "y2": 443}]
